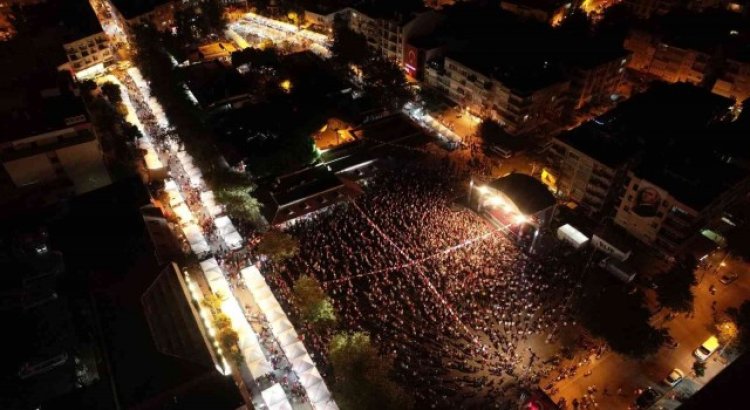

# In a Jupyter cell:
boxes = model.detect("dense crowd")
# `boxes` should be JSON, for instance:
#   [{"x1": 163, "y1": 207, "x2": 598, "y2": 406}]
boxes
[{"x1": 268, "y1": 161, "x2": 582, "y2": 408}]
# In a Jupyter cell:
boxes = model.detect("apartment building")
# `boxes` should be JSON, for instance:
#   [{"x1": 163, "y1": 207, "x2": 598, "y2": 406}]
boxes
[
  {"x1": 57, "y1": 0, "x2": 114, "y2": 74},
  {"x1": 425, "y1": 52, "x2": 569, "y2": 135},
  {"x1": 713, "y1": 58, "x2": 750, "y2": 102},
  {"x1": 624, "y1": 28, "x2": 710, "y2": 85},
  {"x1": 346, "y1": 6, "x2": 443, "y2": 65},
  {"x1": 0, "y1": 71, "x2": 111, "y2": 205},
  {"x1": 622, "y1": 0, "x2": 725, "y2": 19},
  {"x1": 111, "y1": 0, "x2": 178, "y2": 31},
  {"x1": 549, "y1": 83, "x2": 748, "y2": 253},
  {"x1": 548, "y1": 123, "x2": 634, "y2": 216},
  {"x1": 624, "y1": 9, "x2": 750, "y2": 101},
  {"x1": 565, "y1": 48, "x2": 631, "y2": 112},
  {"x1": 500, "y1": 0, "x2": 577, "y2": 25}
]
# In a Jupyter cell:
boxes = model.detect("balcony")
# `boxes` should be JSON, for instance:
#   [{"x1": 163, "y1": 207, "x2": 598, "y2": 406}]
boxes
[{"x1": 585, "y1": 185, "x2": 606, "y2": 200}]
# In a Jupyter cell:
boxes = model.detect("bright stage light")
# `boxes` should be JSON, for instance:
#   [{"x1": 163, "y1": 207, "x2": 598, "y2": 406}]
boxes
[{"x1": 514, "y1": 214, "x2": 529, "y2": 225}]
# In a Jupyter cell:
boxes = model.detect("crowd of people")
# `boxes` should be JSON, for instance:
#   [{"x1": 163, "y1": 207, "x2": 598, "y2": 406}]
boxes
[
  {"x1": 268, "y1": 160, "x2": 582, "y2": 408},
  {"x1": 116, "y1": 70, "x2": 318, "y2": 406}
]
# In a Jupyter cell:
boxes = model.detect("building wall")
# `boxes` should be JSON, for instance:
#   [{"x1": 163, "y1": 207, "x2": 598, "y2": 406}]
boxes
[
  {"x1": 63, "y1": 32, "x2": 113, "y2": 72},
  {"x1": 623, "y1": 0, "x2": 678, "y2": 19},
  {"x1": 347, "y1": 9, "x2": 441, "y2": 65},
  {"x1": 1, "y1": 125, "x2": 110, "y2": 195},
  {"x1": 614, "y1": 175, "x2": 690, "y2": 249},
  {"x1": 568, "y1": 55, "x2": 630, "y2": 110},
  {"x1": 624, "y1": 29, "x2": 709, "y2": 85},
  {"x1": 426, "y1": 56, "x2": 569, "y2": 135},
  {"x1": 712, "y1": 58, "x2": 750, "y2": 102},
  {"x1": 548, "y1": 140, "x2": 620, "y2": 215},
  {"x1": 126, "y1": 2, "x2": 178, "y2": 31}
]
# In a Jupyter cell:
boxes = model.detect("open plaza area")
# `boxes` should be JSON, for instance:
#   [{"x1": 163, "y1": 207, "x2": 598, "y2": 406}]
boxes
[{"x1": 267, "y1": 158, "x2": 582, "y2": 408}]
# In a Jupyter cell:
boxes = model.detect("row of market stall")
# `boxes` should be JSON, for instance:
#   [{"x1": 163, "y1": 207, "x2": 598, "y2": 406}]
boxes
[
  {"x1": 242, "y1": 267, "x2": 337, "y2": 410},
  {"x1": 121, "y1": 65, "x2": 337, "y2": 410}
]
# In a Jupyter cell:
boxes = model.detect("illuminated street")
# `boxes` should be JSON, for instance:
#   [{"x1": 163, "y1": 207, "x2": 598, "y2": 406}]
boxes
[{"x1": 3, "y1": 1, "x2": 750, "y2": 410}]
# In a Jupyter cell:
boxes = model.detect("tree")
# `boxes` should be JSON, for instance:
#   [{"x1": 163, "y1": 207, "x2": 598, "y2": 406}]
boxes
[
  {"x1": 726, "y1": 227, "x2": 750, "y2": 262},
  {"x1": 330, "y1": 21, "x2": 371, "y2": 68},
  {"x1": 202, "y1": 292, "x2": 224, "y2": 314},
  {"x1": 201, "y1": 0, "x2": 227, "y2": 35},
  {"x1": 101, "y1": 82, "x2": 123, "y2": 104},
  {"x1": 257, "y1": 230, "x2": 299, "y2": 262},
  {"x1": 692, "y1": 359, "x2": 706, "y2": 377},
  {"x1": 293, "y1": 275, "x2": 336, "y2": 327},
  {"x1": 363, "y1": 57, "x2": 412, "y2": 110},
  {"x1": 213, "y1": 171, "x2": 263, "y2": 225},
  {"x1": 478, "y1": 119, "x2": 509, "y2": 147},
  {"x1": 328, "y1": 332, "x2": 414, "y2": 410},
  {"x1": 575, "y1": 268, "x2": 665, "y2": 358},
  {"x1": 655, "y1": 255, "x2": 698, "y2": 312},
  {"x1": 730, "y1": 300, "x2": 750, "y2": 349}
]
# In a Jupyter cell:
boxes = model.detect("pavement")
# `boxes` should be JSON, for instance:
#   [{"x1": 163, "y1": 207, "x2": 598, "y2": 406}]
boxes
[{"x1": 546, "y1": 248, "x2": 750, "y2": 409}]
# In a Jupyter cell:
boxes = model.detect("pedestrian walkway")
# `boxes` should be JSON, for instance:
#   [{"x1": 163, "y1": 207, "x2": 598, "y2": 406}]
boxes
[{"x1": 113, "y1": 64, "x2": 337, "y2": 410}]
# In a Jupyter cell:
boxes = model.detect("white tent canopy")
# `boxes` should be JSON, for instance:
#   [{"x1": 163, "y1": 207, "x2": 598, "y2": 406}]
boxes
[
  {"x1": 261, "y1": 384, "x2": 293, "y2": 410},
  {"x1": 557, "y1": 224, "x2": 589, "y2": 249},
  {"x1": 199, "y1": 258, "x2": 272, "y2": 385},
  {"x1": 164, "y1": 179, "x2": 179, "y2": 192},
  {"x1": 173, "y1": 203, "x2": 194, "y2": 226},
  {"x1": 182, "y1": 224, "x2": 204, "y2": 244},
  {"x1": 224, "y1": 231, "x2": 243, "y2": 250},
  {"x1": 200, "y1": 191, "x2": 223, "y2": 217}
]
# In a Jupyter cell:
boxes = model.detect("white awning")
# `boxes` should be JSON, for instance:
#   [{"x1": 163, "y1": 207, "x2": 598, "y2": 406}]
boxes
[
  {"x1": 261, "y1": 384, "x2": 293, "y2": 410},
  {"x1": 557, "y1": 224, "x2": 589, "y2": 249}
]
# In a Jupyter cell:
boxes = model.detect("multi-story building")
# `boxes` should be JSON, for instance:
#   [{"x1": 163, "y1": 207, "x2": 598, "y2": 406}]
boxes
[
  {"x1": 56, "y1": 0, "x2": 114, "y2": 75},
  {"x1": 0, "y1": 71, "x2": 111, "y2": 205},
  {"x1": 110, "y1": 0, "x2": 178, "y2": 31},
  {"x1": 624, "y1": 9, "x2": 750, "y2": 101},
  {"x1": 426, "y1": 52, "x2": 570, "y2": 135},
  {"x1": 622, "y1": 0, "x2": 679, "y2": 19},
  {"x1": 713, "y1": 57, "x2": 750, "y2": 102},
  {"x1": 549, "y1": 82, "x2": 749, "y2": 253},
  {"x1": 346, "y1": 6, "x2": 443, "y2": 65},
  {"x1": 500, "y1": 0, "x2": 578, "y2": 25},
  {"x1": 548, "y1": 123, "x2": 634, "y2": 216},
  {"x1": 420, "y1": 4, "x2": 628, "y2": 134},
  {"x1": 564, "y1": 48, "x2": 631, "y2": 112}
]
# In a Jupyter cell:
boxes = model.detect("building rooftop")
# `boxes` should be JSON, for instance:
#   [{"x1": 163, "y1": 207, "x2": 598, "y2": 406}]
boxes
[
  {"x1": 20, "y1": 0, "x2": 104, "y2": 42},
  {"x1": 439, "y1": 3, "x2": 626, "y2": 90},
  {"x1": 488, "y1": 173, "x2": 556, "y2": 216},
  {"x1": 353, "y1": 0, "x2": 426, "y2": 20},
  {"x1": 560, "y1": 82, "x2": 746, "y2": 211},
  {"x1": 650, "y1": 9, "x2": 749, "y2": 61},
  {"x1": 634, "y1": 152, "x2": 748, "y2": 211},
  {"x1": 449, "y1": 51, "x2": 566, "y2": 94},
  {"x1": 111, "y1": 0, "x2": 173, "y2": 20},
  {"x1": 181, "y1": 61, "x2": 251, "y2": 110},
  {"x1": 300, "y1": 0, "x2": 353, "y2": 15},
  {"x1": 556, "y1": 122, "x2": 637, "y2": 168},
  {"x1": 0, "y1": 71, "x2": 89, "y2": 144},
  {"x1": 500, "y1": 0, "x2": 570, "y2": 13},
  {"x1": 258, "y1": 165, "x2": 353, "y2": 225}
]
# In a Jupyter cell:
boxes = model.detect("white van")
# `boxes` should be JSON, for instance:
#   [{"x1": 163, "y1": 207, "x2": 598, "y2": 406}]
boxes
[{"x1": 489, "y1": 145, "x2": 513, "y2": 158}]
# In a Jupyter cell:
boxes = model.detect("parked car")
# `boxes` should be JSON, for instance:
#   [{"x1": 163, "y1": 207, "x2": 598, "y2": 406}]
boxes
[
  {"x1": 720, "y1": 272, "x2": 739, "y2": 285},
  {"x1": 663, "y1": 368, "x2": 684, "y2": 387},
  {"x1": 694, "y1": 335, "x2": 720, "y2": 361},
  {"x1": 635, "y1": 387, "x2": 660, "y2": 409}
]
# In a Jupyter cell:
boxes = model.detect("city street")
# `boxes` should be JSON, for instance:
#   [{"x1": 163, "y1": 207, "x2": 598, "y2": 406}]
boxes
[{"x1": 547, "y1": 249, "x2": 750, "y2": 409}]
